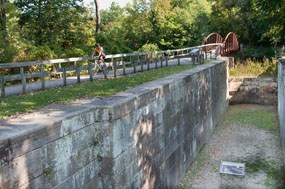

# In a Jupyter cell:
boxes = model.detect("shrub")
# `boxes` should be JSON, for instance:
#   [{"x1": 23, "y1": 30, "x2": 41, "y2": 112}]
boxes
[
  {"x1": 62, "y1": 47, "x2": 85, "y2": 58},
  {"x1": 229, "y1": 58, "x2": 278, "y2": 78},
  {"x1": 0, "y1": 44, "x2": 17, "y2": 63},
  {"x1": 23, "y1": 45, "x2": 56, "y2": 61},
  {"x1": 0, "y1": 33, "x2": 17, "y2": 63},
  {"x1": 138, "y1": 43, "x2": 160, "y2": 53}
]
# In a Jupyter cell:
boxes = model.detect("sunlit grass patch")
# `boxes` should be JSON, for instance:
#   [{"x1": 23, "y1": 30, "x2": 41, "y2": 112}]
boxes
[
  {"x1": 225, "y1": 105, "x2": 279, "y2": 133},
  {"x1": 236, "y1": 156, "x2": 285, "y2": 188},
  {"x1": 229, "y1": 58, "x2": 278, "y2": 78}
]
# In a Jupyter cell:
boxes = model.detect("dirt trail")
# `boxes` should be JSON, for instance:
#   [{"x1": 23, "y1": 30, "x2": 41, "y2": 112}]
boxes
[{"x1": 176, "y1": 104, "x2": 284, "y2": 189}]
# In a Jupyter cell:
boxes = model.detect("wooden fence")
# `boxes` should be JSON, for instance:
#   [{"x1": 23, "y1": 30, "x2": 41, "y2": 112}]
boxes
[{"x1": 0, "y1": 44, "x2": 221, "y2": 97}]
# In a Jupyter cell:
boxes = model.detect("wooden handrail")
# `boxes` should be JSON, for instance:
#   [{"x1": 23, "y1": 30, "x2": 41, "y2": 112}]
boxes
[
  {"x1": 0, "y1": 44, "x2": 222, "y2": 97},
  {"x1": 0, "y1": 44, "x2": 222, "y2": 69}
]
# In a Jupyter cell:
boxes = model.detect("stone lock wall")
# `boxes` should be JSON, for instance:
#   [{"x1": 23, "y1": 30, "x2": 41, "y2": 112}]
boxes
[
  {"x1": 229, "y1": 77, "x2": 277, "y2": 105},
  {"x1": 278, "y1": 59, "x2": 285, "y2": 163},
  {"x1": 0, "y1": 61, "x2": 229, "y2": 189}
]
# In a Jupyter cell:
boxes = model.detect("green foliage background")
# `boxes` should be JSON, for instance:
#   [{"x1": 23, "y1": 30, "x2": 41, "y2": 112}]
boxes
[{"x1": 0, "y1": 0, "x2": 284, "y2": 64}]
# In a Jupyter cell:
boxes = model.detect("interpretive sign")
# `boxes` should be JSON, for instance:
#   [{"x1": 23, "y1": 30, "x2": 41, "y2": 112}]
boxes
[{"x1": 220, "y1": 161, "x2": 245, "y2": 176}]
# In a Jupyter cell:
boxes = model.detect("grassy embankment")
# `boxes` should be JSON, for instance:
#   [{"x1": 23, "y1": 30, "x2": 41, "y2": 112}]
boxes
[
  {"x1": 229, "y1": 58, "x2": 278, "y2": 78},
  {"x1": 0, "y1": 65, "x2": 195, "y2": 119},
  {"x1": 1, "y1": 57, "x2": 278, "y2": 118}
]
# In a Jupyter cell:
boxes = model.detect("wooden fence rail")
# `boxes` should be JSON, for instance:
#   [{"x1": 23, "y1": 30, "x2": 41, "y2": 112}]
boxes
[{"x1": 0, "y1": 44, "x2": 221, "y2": 97}]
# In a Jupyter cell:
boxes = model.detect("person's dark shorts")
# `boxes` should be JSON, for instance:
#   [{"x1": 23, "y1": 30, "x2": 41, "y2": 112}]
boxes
[{"x1": 99, "y1": 55, "x2": 105, "y2": 60}]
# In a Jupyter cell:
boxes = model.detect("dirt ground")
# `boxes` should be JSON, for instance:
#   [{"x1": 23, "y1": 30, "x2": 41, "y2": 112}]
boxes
[{"x1": 176, "y1": 104, "x2": 285, "y2": 189}]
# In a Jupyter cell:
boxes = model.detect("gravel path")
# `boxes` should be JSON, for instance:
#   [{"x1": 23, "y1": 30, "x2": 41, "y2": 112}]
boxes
[{"x1": 176, "y1": 104, "x2": 284, "y2": 189}]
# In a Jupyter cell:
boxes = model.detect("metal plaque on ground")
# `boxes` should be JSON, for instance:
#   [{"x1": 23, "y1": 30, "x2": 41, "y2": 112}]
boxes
[{"x1": 220, "y1": 161, "x2": 245, "y2": 176}]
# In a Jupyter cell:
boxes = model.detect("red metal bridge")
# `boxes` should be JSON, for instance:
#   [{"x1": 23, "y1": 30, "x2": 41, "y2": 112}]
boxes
[{"x1": 202, "y1": 32, "x2": 240, "y2": 56}]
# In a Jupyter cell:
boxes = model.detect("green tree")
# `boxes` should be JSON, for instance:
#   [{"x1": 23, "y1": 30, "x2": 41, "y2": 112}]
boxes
[
  {"x1": 101, "y1": 2, "x2": 125, "y2": 32},
  {"x1": 256, "y1": 0, "x2": 285, "y2": 45},
  {"x1": 149, "y1": 0, "x2": 211, "y2": 49},
  {"x1": 123, "y1": 0, "x2": 153, "y2": 50},
  {"x1": 0, "y1": 1, "x2": 19, "y2": 63},
  {"x1": 0, "y1": 0, "x2": 7, "y2": 39},
  {"x1": 149, "y1": 0, "x2": 172, "y2": 48},
  {"x1": 208, "y1": 0, "x2": 285, "y2": 46},
  {"x1": 96, "y1": 3, "x2": 131, "y2": 54},
  {"x1": 14, "y1": 0, "x2": 89, "y2": 49},
  {"x1": 208, "y1": 0, "x2": 252, "y2": 41},
  {"x1": 174, "y1": 0, "x2": 211, "y2": 46}
]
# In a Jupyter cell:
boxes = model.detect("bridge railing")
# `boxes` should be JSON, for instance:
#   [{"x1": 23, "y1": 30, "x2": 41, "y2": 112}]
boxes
[
  {"x1": 203, "y1": 32, "x2": 240, "y2": 56},
  {"x1": 0, "y1": 44, "x2": 221, "y2": 97}
]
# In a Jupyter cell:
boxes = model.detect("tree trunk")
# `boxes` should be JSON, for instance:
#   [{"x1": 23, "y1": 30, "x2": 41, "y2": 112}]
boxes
[
  {"x1": 0, "y1": 0, "x2": 7, "y2": 39},
  {"x1": 94, "y1": 0, "x2": 100, "y2": 33}
]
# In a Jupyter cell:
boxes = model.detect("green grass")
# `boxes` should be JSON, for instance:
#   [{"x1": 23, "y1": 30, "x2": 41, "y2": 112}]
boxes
[
  {"x1": 229, "y1": 58, "x2": 278, "y2": 78},
  {"x1": 0, "y1": 65, "x2": 195, "y2": 119},
  {"x1": 237, "y1": 156, "x2": 285, "y2": 188},
  {"x1": 225, "y1": 105, "x2": 279, "y2": 132}
]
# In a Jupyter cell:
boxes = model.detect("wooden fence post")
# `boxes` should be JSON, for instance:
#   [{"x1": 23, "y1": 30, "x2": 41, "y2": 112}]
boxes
[
  {"x1": 20, "y1": 67, "x2": 26, "y2": 94},
  {"x1": 88, "y1": 61, "x2": 93, "y2": 81},
  {"x1": 40, "y1": 64, "x2": 45, "y2": 90},
  {"x1": 103, "y1": 63, "x2": 108, "y2": 79},
  {"x1": 178, "y1": 50, "x2": 181, "y2": 65},
  {"x1": 122, "y1": 57, "x2": 126, "y2": 75},
  {"x1": 166, "y1": 52, "x2": 169, "y2": 66},
  {"x1": 130, "y1": 56, "x2": 134, "y2": 73},
  {"x1": 0, "y1": 75, "x2": 5, "y2": 97},
  {"x1": 63, "y1": 68, "x2": 67, "y2": 86},
  {"x1": 141, "y1": 55, "x2": 144, "y2": 71},
  {"x1": 113, "y1": 59, "x2": 117, "y2": 78},
  {"x1": 76, "y1": 62, "x2": 80, "y2": 83},
  {"x1": 147, "y1": 55, "x2": 150, "y2": 70},
  {"x1": 155, "y1": 52, "x2": 158, "y2": 69},
  {"x1": 201, "y1": 52, "x2": 205, "y2": 64},
  {"x1": 133, "y1": 56, "x2": 137, "y2": 73}
]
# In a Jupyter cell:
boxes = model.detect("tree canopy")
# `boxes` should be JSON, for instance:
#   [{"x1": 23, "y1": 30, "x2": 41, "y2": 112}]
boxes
[{"x1": 0, "y1": 0, "x2": 284, "y2": 63}]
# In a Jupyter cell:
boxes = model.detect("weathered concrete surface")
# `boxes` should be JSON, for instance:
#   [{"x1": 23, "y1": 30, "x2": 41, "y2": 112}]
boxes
[
  {"x1": 0, "y1": 61, "x2": 229, "y2": 189},
  {"x1": 278, "y1": 58, "x2": 285, "y2": 164},
  {"x1": 229, "y1": 77, "x2": 277, "y2": 105}
]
